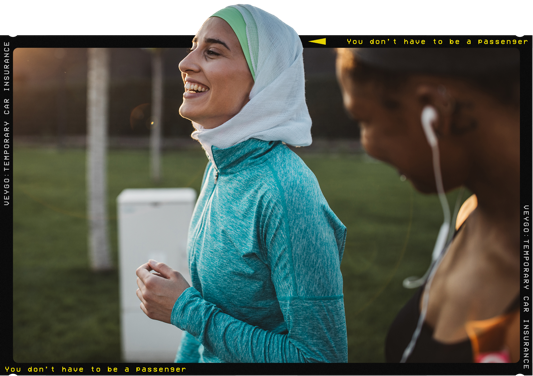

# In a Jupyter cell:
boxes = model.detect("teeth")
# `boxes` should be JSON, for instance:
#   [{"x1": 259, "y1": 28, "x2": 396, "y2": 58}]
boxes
[{"x1": 185, "y1": 82, "x2": 209, "y2": 92}]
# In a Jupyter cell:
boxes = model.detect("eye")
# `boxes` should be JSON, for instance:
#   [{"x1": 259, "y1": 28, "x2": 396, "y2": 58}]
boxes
[
  {"x1": 205, "y1": 49, "x2": 220, "y2": 57},
  {"x1": 381, "y1": 98, "x2": 400, "y2": 110}
]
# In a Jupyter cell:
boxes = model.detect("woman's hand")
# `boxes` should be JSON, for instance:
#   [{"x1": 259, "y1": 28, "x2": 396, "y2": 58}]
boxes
[{"x1": 136, "y1": 260, "x2": 190, "y2": 324}]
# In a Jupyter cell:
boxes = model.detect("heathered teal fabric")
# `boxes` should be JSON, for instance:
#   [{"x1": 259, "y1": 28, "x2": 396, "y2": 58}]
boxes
[{"x1": 171, "y1": 138, "x2": 348, "y2": 363}]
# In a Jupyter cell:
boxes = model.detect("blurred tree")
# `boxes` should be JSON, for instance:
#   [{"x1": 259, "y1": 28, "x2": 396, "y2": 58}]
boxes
[
  {"x1": 86, "y1": 48, "x2": 113, "y2": 271},
  {"x1": 144, "y1": 48, "x2": 165, "y2": 183}
]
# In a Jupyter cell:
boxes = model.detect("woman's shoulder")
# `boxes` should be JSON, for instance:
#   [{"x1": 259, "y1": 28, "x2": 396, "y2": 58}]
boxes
[
  {"x1": 260, "y1": 145, "x2": 330, "y2": 210},
  {"x1": 267, "y1": 144, "x2": 318, "y2": 184}
]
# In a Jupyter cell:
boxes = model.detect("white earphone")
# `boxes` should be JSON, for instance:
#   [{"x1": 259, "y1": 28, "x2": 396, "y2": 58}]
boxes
[
  {"x1": 404, "y1": 105, "x2": 449, "y2": 291},
  {"x1": 400, "y1": 105, "x2": 456, "y2": 362},
  {"x1": 421, "y1": 106, "x2": 438, "y2": 148}
]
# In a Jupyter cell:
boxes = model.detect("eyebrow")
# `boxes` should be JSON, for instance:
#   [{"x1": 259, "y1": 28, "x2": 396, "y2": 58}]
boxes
[{"x1": 191, "y1": 36, "x2": 231, "y2": 51}]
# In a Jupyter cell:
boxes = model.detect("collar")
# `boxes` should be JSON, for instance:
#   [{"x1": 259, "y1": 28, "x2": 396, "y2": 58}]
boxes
[{"x1": 210, "y1": 138, "x2": 281, "y2": 174}]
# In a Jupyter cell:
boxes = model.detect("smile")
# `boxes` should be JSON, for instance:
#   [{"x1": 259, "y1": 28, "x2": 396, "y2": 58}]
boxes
[{"x1": 184, "y1": 82, "x2": 210, "y2": 93}]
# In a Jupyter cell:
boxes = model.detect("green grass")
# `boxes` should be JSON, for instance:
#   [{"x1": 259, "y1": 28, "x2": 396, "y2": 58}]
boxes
[{"x1": 13, "y1": 146, "x2": 465, "y2": 363}]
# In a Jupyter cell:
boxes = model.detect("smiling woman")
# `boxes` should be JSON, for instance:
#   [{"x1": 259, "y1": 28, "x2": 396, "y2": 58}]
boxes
[
  {"x1": 135, "y1": 4, "x2": 348, "y2": 364},
  {"x1": 179, "y1": 17, "x2": 254, "y2": 129}
]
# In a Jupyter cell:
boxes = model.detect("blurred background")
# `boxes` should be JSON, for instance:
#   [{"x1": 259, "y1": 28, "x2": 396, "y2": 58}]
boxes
[
  {"x1": 13, "y1": 48, "x2": 359, "y2": 145},
  {"x1": 13, "y1": 47, "x2": 465, "y2": 362}
]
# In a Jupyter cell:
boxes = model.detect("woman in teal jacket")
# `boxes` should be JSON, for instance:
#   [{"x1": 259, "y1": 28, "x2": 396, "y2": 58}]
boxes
[{"x1": 135, "y1": 4, "x2": 348, "y2": 363}]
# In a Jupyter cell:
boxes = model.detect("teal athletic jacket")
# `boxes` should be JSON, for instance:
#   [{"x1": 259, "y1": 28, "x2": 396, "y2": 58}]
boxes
[{"x1": 171, "y1": 138, "x2": 348, "y2": 363}]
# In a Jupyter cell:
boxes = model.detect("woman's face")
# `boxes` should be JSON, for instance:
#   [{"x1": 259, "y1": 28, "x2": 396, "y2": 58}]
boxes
[
  {"x1": 335, "y1": 51, "x2": 452, "y2": 194},
  {"x1": 179, "y1": 17, "x2": 254, "y2": 129}
]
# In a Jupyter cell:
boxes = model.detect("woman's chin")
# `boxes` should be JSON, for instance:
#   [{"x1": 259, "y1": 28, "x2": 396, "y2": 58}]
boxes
[{"x1": 179, "y1": 105, "x2": 198, "y2": 123}]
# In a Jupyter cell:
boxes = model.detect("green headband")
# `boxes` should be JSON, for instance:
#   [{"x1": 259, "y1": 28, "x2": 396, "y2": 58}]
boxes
[{"x1": 211, "y1": 6, "x2": 257, "y2": 80}]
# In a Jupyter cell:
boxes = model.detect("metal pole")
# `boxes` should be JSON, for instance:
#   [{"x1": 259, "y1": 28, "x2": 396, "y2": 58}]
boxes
[
  {"x1": 150, "y1": 49, "x2": 163, "y2": 183},
  {"x1": 87, "y1": 48, "x2": 112, "y2": 271}
]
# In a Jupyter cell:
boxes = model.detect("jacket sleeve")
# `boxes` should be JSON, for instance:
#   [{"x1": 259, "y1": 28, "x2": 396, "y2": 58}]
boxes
[
  {"x1": 170, "y1": 166, "x2": 348, "y2": 363},
  {"x1": 174, "y1": 331, "x2": 201, "y2": 363}
]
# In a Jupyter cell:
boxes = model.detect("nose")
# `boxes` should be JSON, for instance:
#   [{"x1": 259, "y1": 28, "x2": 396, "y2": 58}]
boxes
[{"x1": 179, "y1": 50, "x2": 200, "y2": 74}]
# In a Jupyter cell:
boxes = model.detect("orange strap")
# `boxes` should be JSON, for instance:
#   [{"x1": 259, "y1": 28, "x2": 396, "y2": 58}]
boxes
[
  {"x1": 465, "y1": 309, "x2": 519, "y2": 362},
  {"x1": 455, "y1": 194, "x2": 477, "y2": 230}
]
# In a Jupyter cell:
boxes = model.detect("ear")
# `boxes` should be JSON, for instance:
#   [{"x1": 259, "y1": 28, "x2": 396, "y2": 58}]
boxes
[{"x1": 415, "y1": 84, "x2": 455, "y2": 138}]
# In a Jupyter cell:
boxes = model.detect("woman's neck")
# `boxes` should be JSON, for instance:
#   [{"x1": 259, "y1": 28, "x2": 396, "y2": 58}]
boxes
[{"x1": 463, "y1": 110, "x2": 520, "y2": 263}]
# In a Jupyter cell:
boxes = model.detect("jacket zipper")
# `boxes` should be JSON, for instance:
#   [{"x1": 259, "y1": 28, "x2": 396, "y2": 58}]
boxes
[{"x1": 190, "y1": 166, "x2": 219, "y2": 260}]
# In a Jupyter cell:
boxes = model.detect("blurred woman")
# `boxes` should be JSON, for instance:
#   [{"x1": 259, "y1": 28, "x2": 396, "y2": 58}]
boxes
[
  {"x1": 336, "y1": 48, "x2": 520, "y2": 363},
  {"x1": 135, "y1": 5, "x2": 348, "y2": 363}
]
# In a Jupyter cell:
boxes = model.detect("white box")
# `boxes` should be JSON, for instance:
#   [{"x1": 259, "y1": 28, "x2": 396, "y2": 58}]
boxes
[{"x1": 117, "y1": 188, "x2": 196, "y2": 362}]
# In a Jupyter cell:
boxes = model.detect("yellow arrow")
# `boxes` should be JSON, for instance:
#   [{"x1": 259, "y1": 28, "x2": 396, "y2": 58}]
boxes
[{"x1": 309, "y1": 38, "x2": 326, "y2": 45}]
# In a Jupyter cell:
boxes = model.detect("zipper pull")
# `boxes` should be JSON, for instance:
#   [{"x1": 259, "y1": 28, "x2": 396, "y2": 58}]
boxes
[{"x1": 214, "y1": 170, "x2": 219, "y2": 184}]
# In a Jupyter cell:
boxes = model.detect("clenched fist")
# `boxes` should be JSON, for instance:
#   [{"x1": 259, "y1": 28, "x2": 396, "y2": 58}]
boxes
[{"x1": 136, "y1": 260, "x2": 191, "y2": 323}]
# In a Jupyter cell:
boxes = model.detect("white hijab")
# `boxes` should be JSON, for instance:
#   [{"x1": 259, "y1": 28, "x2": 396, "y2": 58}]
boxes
[{"x1": 190, "y1": 4, "x2": 312, "y2": 168}]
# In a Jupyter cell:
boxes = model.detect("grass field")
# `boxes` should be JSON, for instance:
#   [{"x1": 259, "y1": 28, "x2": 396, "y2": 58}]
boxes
[{"x1": 13, "y1": 145, "x2": 466, "y2": 363}]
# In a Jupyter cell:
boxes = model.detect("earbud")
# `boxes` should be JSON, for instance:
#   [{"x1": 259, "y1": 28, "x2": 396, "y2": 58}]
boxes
[{"x1": 421, "y1": 106, "x2": 438, "y2": 147}]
